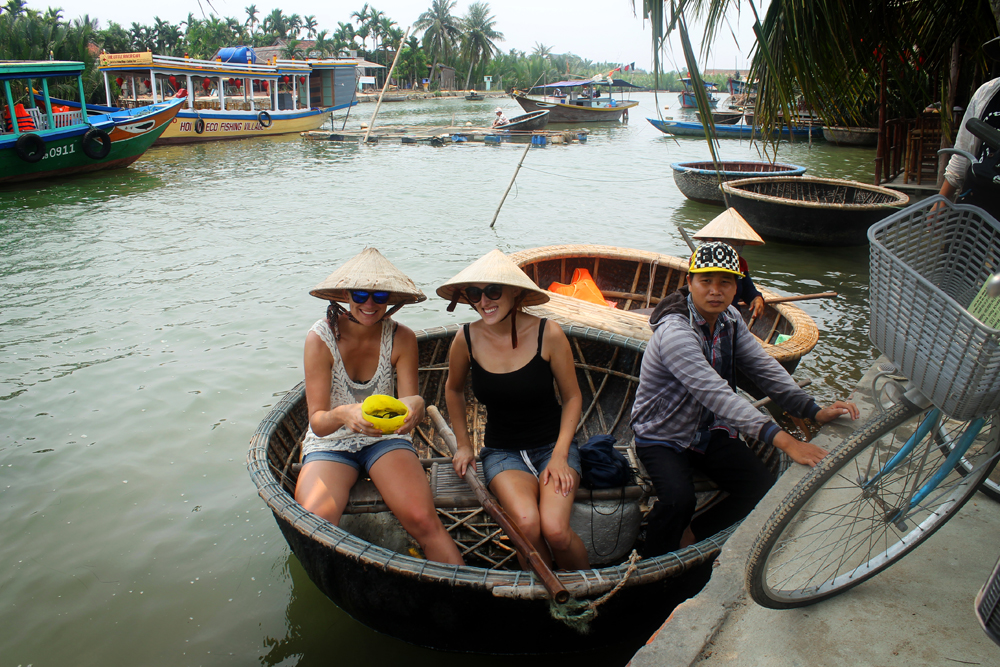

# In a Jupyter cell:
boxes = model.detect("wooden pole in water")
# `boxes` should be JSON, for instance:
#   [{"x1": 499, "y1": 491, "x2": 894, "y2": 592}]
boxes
[
  {"x1": 764, "y1": 291, "x2": 837, "y2": 304},
  {"x1": 677, "y1": 225, "x2": 697, "y2": 253},
  {"x1": 489, "y1": 142, "x2": 532, "y2": 228},
  {"x1": 364, "y1": 26, "x2": 410, "y2": 143},
  {"x1": 427, "y1": 406, "x2": 570, "y2": 603}
]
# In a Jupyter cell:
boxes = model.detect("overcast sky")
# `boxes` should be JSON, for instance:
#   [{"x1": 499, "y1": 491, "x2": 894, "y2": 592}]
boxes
[{"x1": 48, "y1": 0, "x2": 767, "y2": 72}]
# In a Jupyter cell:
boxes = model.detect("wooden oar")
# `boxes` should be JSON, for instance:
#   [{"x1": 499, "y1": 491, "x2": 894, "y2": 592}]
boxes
[
  {"x1": 764, "y1": 291, "x2": 837, "y2": 305},
  {"x1": 677, "y1": 225, "x2": 697, "y2": 253},
  {"x1": 427, "y1": 406, "x2": 570, "y2": 603}
]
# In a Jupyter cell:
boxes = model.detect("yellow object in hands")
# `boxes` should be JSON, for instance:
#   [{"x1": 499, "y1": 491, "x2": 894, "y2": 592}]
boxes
[{"x1": 362, "y1": 394, "x2": 409, "y2": 433}]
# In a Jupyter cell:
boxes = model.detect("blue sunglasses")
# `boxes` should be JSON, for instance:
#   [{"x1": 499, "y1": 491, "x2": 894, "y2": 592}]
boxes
[{"x1": 350, "y1": 290, "x2": 391, "y2": 305}]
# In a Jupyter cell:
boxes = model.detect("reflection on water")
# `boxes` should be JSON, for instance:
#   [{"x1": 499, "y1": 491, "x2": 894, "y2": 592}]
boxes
[
  {"x1": 0, "y1": 92, "x2": 884, "y2": 666},
  {"x1": 262, "y1": 554, "x2": 652, "y2": 667}
]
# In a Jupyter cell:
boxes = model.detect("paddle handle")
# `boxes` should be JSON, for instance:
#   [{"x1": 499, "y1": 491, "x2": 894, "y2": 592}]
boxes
[
  {"x1": 427, "y1": 406, "x2": 570, "y2": 603},
  {"x1": 765, "y1": 291, "x2": 838, "y2": 304}
]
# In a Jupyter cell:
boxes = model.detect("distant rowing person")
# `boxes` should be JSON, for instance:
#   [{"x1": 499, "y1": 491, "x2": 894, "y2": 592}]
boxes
[{"x1": 492, "y1": 107, "x2": 509, "y2": 128}]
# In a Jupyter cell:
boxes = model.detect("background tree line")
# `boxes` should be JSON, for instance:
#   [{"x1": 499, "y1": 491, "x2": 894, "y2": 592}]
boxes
[{"x1": 0, "y1": 0, "x2": 711, "y2": 102}]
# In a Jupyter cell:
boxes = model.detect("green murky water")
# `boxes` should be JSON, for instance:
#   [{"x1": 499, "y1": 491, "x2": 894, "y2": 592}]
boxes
[{"x1": 0, "y1": 92, "x2": 880, "y2": 666}]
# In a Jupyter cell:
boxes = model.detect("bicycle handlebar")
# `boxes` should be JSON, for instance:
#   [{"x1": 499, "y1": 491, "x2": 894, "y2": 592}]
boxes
[{"x1": 967, "y1": 117, "x2": 1000, "y2": 153}]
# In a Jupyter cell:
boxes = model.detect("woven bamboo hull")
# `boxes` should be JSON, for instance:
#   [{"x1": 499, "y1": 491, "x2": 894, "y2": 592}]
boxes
[
  {"x1": 822, "y1": 126, "x2": 879, "y2": 146},
  {"x1": 248, "y1": 325, "x2": 786, "y2": 653},
  {"x1": 508, "y1": 245, "x2": 819, "y2": 377},
  {"x1": 670, "y1": 160, "x2": 807, "y2": 206},
  {"x1": 721, "y1": 176, "x2": 909, "y2": 245}
]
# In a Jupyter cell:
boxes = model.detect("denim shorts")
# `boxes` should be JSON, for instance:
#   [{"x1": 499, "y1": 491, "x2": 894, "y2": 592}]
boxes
[
  {"x1": 302, "y1": 438, "x2": 416, "y2": 475},
  {"x1": 480, "y1": 441, "x2": 581, "y2": 488}
]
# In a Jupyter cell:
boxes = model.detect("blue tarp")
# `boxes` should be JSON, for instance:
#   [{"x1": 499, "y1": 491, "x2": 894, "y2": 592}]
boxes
[{"x1": 217, "y1": 47, "x2": 257, "y2": 64}]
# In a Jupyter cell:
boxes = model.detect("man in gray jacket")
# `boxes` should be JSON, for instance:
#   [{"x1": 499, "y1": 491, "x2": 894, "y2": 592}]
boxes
[{"x1": 631, "y1": 242, "x2": 858, "y2": 556}]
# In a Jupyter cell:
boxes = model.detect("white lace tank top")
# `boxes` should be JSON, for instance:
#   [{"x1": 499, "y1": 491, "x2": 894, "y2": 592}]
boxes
[{"x1": 300, "y1": 318, "x2": 410, "y2": 455}]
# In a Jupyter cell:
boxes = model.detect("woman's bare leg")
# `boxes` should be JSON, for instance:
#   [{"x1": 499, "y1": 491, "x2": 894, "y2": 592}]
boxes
[
  {"x1": 539, "y1": 470, "x2": 590, "y2": 570},
  {"x1": 489, "y1": 470, "x2": 550, "y2": 569},
  {"x1": 369, "y1": 449, "x2": 464, "y2": 565},
  {"x1": 294, "y1": 460, "x2": 359, "y2": 525}
]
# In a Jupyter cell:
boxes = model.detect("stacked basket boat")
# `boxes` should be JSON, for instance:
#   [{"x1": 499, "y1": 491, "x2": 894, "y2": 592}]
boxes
[
  {"x1": 671, "y1": 160, "x2": 807, "y2": 206},
  {"x1": 721, "y1": 176, "x2": 909, "y2": 245}
]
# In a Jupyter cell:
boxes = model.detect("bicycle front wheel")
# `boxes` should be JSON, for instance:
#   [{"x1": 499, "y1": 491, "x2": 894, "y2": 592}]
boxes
[{"x1": 746, "y1": 402, "x2": 1000, "y2": 609}]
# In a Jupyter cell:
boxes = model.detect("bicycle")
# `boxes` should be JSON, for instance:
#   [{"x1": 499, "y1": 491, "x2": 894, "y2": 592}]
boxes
[{"x1": 744, "y1": 118, "x2": 1000, "y2": 609}]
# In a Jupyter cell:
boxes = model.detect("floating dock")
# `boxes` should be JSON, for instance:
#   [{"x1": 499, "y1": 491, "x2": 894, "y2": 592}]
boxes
[{"x1": 302, "y1": 125, "x2": 590, "y2": 146}]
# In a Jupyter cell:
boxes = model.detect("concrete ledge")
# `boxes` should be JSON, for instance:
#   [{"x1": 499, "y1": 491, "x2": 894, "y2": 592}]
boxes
[{"x1": 628, "y1": 362, "x2": 883, "y2": 667}]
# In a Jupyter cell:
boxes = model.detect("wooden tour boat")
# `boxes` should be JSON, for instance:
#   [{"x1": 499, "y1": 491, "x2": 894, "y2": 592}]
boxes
[
  {"x1": 465, "y1": 91, "x2": 485, "y2": 101},
  {"x1": 678, "y1": 77, "x2": 719, "y2": 109},
  {"x1": 721, "y1": 176, "x2": 910, "y2": 245},
  {"x1": 509, "y1": 244, "x2": 819, "y2": 398},
  {"x1": 670, "y1": 160, "x2": 807, "y2": 206},
  {"x1": 647, "y1": 117, "x2": 819, "y2": 141},
  {"x1": 1, "y1": 60, "x2": 183, "y2": 184},
  {"x1": 512, "y1": 78, "x2": 638, "y2": 123},
  {"x1": 248, "y1": 324, "x2": 789, "y2": 653},
  {"x1": 495, "y1": 110, "x2": 550, "y2": 132},
  {"x1": 94, "y1": 49, "x2": 357, "y2": 144}
]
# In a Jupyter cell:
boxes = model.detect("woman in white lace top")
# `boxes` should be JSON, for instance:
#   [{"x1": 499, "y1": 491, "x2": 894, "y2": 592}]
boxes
[{"x1": 294, "y1": 248, "x2": 464, "y2": 565}]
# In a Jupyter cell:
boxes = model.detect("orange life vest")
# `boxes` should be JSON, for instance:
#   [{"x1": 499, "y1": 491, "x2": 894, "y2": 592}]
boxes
[
  {"x1": 4, "y1": 103, "x2": 37, "y2": 132},
  {"x1": 548, "y1": 268, "x2": 618, "y2": 308}
]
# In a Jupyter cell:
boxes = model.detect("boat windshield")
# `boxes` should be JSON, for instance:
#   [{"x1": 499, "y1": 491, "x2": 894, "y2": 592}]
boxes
[{"x1": 1, "y1": 61, "x2": 89, "y2": 135}]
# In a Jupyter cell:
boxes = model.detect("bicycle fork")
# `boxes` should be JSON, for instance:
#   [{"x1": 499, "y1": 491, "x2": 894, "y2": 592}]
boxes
[{"x1": 858, "y1": 408, "x2": 985, "y2": 531}]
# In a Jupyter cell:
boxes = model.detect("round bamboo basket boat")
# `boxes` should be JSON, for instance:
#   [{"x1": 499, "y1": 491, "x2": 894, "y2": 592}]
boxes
[
  {"x1": 508, "y1": 244, "x2": 819, "y2": 380},
  {"x1": 720, "y1": 176, "x2": 909, "y2": 245},
  {"x1": 248, "y1": 324, "x2": 788, "y2": 654},
  {"x1": 670, "y1": 160, "x2": 807, "y2": 206}
]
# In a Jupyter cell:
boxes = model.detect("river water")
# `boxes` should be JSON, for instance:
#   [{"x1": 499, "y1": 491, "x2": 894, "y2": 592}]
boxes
[{"x1": 0, "y1": 92, "x2": 880, "y2": 666}]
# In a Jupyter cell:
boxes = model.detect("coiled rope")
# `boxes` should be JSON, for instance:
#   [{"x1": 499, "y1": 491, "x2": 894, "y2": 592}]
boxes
[{"x1": 548, "y1": 549, "x2": 641, "y2": 633}]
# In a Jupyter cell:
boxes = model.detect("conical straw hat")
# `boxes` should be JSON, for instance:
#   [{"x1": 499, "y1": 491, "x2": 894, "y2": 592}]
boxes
[
  {"x1": 692, "y1": 207, "x2": 765, "y2": 245},
  {"x1": 310, "y1": 247, "x2": 426, "y2": 305},
  {"x1": 437, "y1": 249, "x2": 549, "y2": 306}
]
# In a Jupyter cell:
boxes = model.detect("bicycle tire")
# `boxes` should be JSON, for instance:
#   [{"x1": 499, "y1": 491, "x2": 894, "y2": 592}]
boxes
[{"x1": 746, "y1": 402, "x2": 1000, "y2": 609}]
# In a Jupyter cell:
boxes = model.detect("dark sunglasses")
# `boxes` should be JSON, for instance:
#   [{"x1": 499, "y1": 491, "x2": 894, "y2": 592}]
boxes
[
  {"x1": 465, "y1": 284, "x2": 504, "y2": 303},
  {"x1": 350, "y1": 290, "x2": 391, "y2": 305}
]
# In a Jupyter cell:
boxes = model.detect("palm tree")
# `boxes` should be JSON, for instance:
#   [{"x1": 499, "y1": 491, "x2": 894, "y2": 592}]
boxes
[
  {"x1": 351, "y1": 3, "x2": 372, "y2": 50},
  {"x1": 532, "y1": 42, "x2": 552, "y2": 58},
  {"x1": 262, "y1": 8, "x2": 287, "y2": 40},
  {"x1": 303, "y1": 15, "x2": 317, "y2": 39},
  {"x1": 415, "y1": 0, "x2": 461, "y2": 88},
  {"x1": 313, "y1": 30, "x2": 334, "y2": 57},
  {"x1": 460, "y1": 2, "x2": 503, "y2": 90},
  {"x1": 244, "y1": 5, "x2": 258, "y2": 33},
  {"x1": 334, "y1": 21, "x2": 357, "y2": 53},
  {"x1": 280, "y1": 39, "x2": 303, "y2": 60}
]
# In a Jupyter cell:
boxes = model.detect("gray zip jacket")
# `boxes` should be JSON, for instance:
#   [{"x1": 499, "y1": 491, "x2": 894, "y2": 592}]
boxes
[{"x1": 630, "y1": 287, "x2": 820, "y2": 449}]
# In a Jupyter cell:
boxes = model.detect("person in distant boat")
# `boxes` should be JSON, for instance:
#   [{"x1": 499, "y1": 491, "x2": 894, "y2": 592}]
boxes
[
  {"x1": 493, "y1": 107, "x2": 509, "y2": 127},
  {"x1": 630, "y1": 242, "x2": 858, "y2": 557},
  {"x1": 554, "y1": 88, "x2": 562, "y2": 97},
  {"x1": 940, "y1": 36, "x2": 1000, "y2": 204},
  {"x1": 440, "y1": 250, "x2": 591, "y2": 571},
  {"x1": 692, "y1": 207, "x2": 767, "y2": 319},
  {"x1": 295, "y1": 248, "x2": 464, "y2": 566}
]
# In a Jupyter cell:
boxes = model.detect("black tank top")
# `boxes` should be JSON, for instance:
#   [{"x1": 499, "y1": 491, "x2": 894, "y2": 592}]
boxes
[{"x1": 464, "y1": 318, "x2": 563, "y2": 450}]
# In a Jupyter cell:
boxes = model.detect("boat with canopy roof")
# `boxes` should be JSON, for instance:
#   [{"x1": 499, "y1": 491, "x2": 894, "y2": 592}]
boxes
[
  {"x1": 511, "y1": 76, "x2": 639, "y2": 122},
  {"x1": 1, "y1": 59, "x2": 182, "y2": 184},
  {"x1": 80, "y1": 49, "x2": 358, "y2": 144}
]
